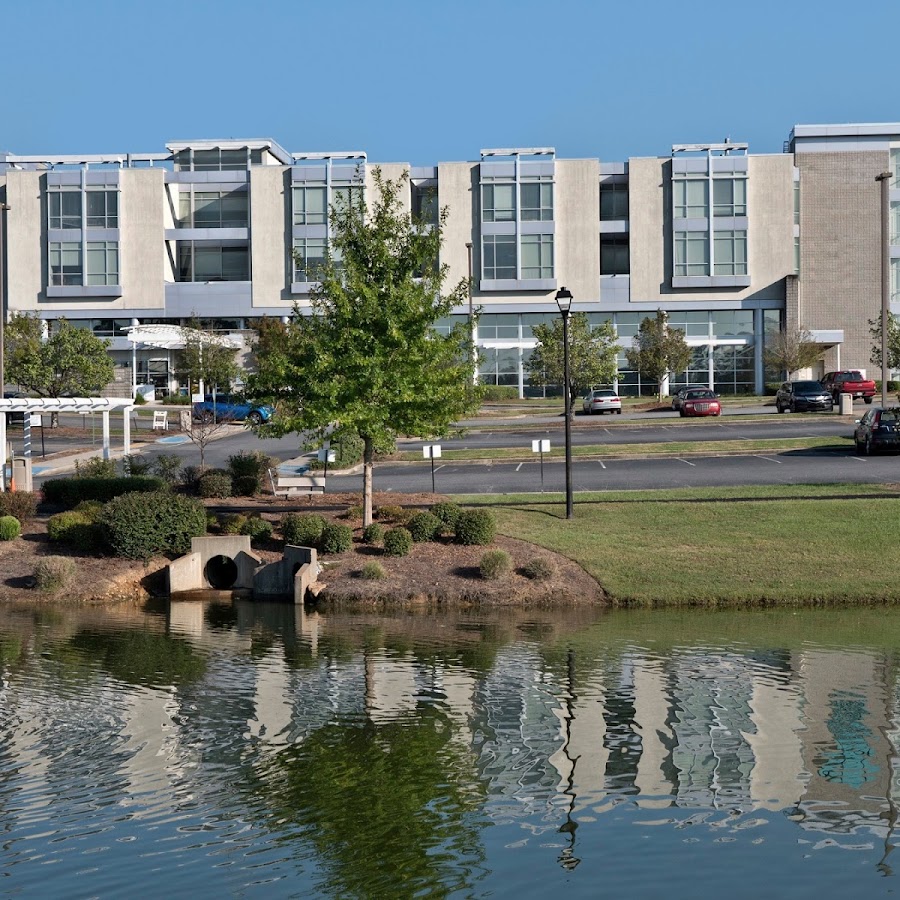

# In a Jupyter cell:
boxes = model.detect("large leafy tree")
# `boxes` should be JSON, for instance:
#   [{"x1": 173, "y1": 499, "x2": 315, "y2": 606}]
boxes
[
  {"x1": 625, "y1": 310, "x2": 692, "y2": 400},
  {"x1": 763, "y1": 326, "x2": 822, "y2": 379},
  {"x1": 4, "y1": 314, "x2": 114, "y2": 418},
  {"x1": 177, "y1": 317, "x2": 241, "y2": 395},
  {"x1": 248, "y1": 168, "x2": 479, "y2": 526},
  {"x1": 868, "y1": 314, "x2": 900, "y2": 371},
  {"x1": 526, "y1": 313, "x2": 619, "y2": 419}
]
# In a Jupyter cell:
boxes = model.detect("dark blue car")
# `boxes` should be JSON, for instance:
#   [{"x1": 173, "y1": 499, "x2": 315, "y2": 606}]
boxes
[{"x1": 192, "y1": 394, "x2": 273, "y2": 426}]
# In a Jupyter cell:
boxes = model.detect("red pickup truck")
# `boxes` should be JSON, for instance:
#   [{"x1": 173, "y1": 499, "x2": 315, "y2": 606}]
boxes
[{"x1": 820, "y1": 370, "x2": 876, "y2": 404}]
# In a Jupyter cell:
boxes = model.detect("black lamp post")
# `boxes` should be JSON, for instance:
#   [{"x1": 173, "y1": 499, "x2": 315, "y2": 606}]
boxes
[
  {"x1": 877, "y1": 171, "x2": 892, "y2": 408},
  {"x1": 556, "y1": 286, "x2": 574, "y2": 519}
]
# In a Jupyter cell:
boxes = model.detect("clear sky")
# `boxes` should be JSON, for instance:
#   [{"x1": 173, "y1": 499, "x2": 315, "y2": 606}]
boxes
[{"x1": 3, "y1": 0, "x2": 898, "y2": 164}]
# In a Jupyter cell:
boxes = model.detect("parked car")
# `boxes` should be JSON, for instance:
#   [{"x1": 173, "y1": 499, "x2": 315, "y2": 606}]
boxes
[
  {"x1": 679, "y1": 389, "x2": 722, "y2": 417},
  {"x1": 671, "y1": 384, "x2": 710, "y2": 411},
  {"x1": 582, "y1": 388, "x2": 622, "y2": 415},
  {"x1": 853, "y1": 407, "x2": 900, "y2": 454},
  {"x1": 821, "y1": 370, "x2": 876, "y2": 405},
  {"x1": 192, "y1": 394, "x2": 273, "y2": 425},
  {"x1": 775, "y1": 380, "x2": 833, "y2": 413}
]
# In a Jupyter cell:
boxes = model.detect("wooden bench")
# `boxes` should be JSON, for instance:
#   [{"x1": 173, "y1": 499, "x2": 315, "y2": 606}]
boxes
[{"x1": 268, "y1": 468, "x2": 326, "y2": 497}]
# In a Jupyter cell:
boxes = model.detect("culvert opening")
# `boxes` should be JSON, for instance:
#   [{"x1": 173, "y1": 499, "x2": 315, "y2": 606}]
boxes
[{"x1": 205, "y1": 554, "x2": 238, "y2": 590}]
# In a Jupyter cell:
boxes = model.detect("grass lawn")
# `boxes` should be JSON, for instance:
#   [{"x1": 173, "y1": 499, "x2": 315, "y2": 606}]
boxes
[{"x1": 459, "y1": 483, "x2": 900, "y2": 607}]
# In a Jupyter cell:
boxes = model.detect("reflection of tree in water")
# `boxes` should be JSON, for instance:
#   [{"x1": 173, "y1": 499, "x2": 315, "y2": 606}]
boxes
[
  {"x1": 258, "y1": 708, "x2": 488, "y2": 898},
  {"x1": 817, "y1": 693, "x2": 880, "y2": 788}
]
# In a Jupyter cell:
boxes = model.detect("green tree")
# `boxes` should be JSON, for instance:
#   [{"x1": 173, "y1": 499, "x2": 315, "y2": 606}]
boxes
[
  {"x1": 177, "y1": 317, "x2": 240, "y2": 395},
  {"x1": 4, "y1": 314, "x2": 114, "y2": 424},
  {"x1": 625, "y1": 310, "x2": 692, "y2": 400},
  {"x1": 868, "y1": 314, "x2": 900, "y2": 371},
  {"x1": 526, "y1": 313, "x2": 619, "y2": 419},
  {"x1": 763, "y1": 326, "x2": 822, "y2": 379},
  {"x1": 248, "y1": 168, "x2": 479, "y2": 526}
]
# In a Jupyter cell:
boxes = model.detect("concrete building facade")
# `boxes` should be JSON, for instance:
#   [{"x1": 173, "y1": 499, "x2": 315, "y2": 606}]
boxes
[{"x1": 1, "y1": 123, "x2": 899, "y2": 397}]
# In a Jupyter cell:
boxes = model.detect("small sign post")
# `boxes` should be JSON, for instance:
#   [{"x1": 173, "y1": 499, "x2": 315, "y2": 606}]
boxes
[
  {"x1": 532, "y1": 439, "x2": 550, "y2": 491},
  {"x1": 423, "y1": 444, "x2": 442, "y2": 493},
  {"x1": 29, "y1": 414, "x2": 45, "y2": 458},
  {"x1": 317, "y1": 444, "x2": 336, "y2": 478}
]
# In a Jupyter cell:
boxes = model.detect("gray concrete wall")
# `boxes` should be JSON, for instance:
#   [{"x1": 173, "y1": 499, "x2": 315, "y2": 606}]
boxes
[
  {"x1": 120, "y1": 168, "x2": 166, "y2": 310},
  {"x1": 250, "y1": 165, "x2": 291, "y2": 311},
  {"x1": 556, "y1": 158, "x2": 601, "y2": 303},
  {"x1": 5, "y1": 171, "x2": 45, "y2": 312},
  {"x1": 437, "y1": 161, "x2": 478, "y2": 302}
]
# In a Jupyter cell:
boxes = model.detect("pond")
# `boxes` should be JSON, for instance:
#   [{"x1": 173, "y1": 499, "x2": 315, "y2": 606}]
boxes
[{"x1": 2, "y1": 599, "x2": 900, "y2": 897}]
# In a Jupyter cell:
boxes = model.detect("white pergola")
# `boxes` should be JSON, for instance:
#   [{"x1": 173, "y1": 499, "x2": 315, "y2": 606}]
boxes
[{"x1": 0, "y1": 397, "x2": 135, "y2": 492}]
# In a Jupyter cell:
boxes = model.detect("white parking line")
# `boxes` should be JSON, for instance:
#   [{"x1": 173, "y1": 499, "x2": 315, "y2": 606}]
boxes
[
  {"x1": 597, "y1": 459, "x2": 606, "y2": 469},
  {"x1": 434, "y1": 464, "x2": 446, "y2": 473},
  {"x1": 850, "y1": 456, "x2": 867, "y2": 462},
  {"x1": 515, "y1": 462, "x2": 524, "y2": 471},
  {"x1": 675, "y1": 458, "x2": 696, "y2": 466},
  {"x1": 756, "y1": 455, "x2": 782, "y2": 464}
]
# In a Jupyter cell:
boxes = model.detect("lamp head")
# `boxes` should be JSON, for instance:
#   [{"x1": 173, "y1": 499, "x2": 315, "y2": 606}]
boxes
[{"x1": 555, "y1": 286, "x2": 573, "y2": 314}]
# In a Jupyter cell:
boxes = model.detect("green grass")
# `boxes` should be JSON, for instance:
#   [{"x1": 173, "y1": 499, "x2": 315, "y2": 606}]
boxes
[{"x1": 459, "y1": 483, "x2": 900, "y2": 607}]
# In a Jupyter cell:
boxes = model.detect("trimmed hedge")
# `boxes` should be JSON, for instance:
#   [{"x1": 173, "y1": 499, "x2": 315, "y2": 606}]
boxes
[
  {"x1": 47, "y1": 510, "x2": 104, "y2": 551},
  {"x1": 520, "y1": 557, "x2": 555, "y2": 581},
  {"x1": 319, "y1": 522, "x2": 353, "y2": 554},
  {"x1": 0, "y1": 491, "x2": 38, "y2": 524},
  {"x1": 383, "y1": 527, "x2": 412, "y2": 557},
  {"x1": 362, "y1": 522, "x2": 384, "y2": 545},
  {"x1": 100, "y1": 490, "x2": 207, "y2": 560},
  {"x1": 42, "y1": 476, "x2": 166, "y2": 509},
  {"x1": 198, "y1": 471, "x2": 233, "y2": 499},
  {"x1": 431, "y1": 501, "x2": 461, "y2": 533},
  {"x1": 0, "y1": 516, "x2": 21, "y2": 541},
  {"x1": 454, "y1": 508, "x2": 496, "y2": 546},
  {"x1": 282, "y1": 513, "x2": 326, "y2": 547},
  {"x1": 218, "y1": 513, "x2": 247, "y2": 535},
  {"x1": 360, "y1": 561, "x2": 387, "y2": 580},
  {"x1": 479, "y1": 549, "x2": 512, "y2": 580},
  {"x1": 240, "y1": 516, "x2": 273, "y2": 544},
  {"x1": 34, "y1": 557, "x2": 77, "y2": 592},
  {"x1": 406, "y1": 511, "x2": 441, "y2": 543}
]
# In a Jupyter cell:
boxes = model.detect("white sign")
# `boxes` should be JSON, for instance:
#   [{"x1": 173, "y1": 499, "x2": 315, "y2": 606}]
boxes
[
  {"x1": 191, "y1": 393, "x2": 203, "y2": 403},
  {"x1": 532, "y1": 439, "x2": 550, "y2": 453},
  {"x1": 317, "y1": 449, "x2": 336, "y2": 462},
  {"x1": 28, "y1": 415, "x2": 42, "y2": 428},
  {"x1": 422, "y1": 444, "x2": 442, "y2": 459}
]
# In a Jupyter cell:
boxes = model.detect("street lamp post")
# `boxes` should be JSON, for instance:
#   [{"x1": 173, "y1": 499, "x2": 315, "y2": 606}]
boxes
[
  {"x1": 877, "y1": 172, "x2": 892, "y2": 408},
  {"x1": 556, "y1": 286, "x2": 574, "y2": 520},
  {"x1": 466, "y1": 241, "x2": 475, "y2": 385},
  {"x1": 0, "y1": 201, "x2": 9, "y2": 493}
]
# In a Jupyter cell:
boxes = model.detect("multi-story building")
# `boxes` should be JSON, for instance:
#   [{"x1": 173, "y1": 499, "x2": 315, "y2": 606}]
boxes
[{"x1": 1, "y1": 122, "x2": 898, "y2": 398}]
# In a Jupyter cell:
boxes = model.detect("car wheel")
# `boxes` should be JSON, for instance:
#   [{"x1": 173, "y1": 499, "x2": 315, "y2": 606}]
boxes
[
  {"x1": 679, "y1": 410, "x2": 686, "y2": 418},
  {"x1": 864, "y1": 397, "x2": 873, "y2": 404},
  {"x1": 247, "y1": 411, "x2": 263, "y2": 426},
  {"x1": 855, "y1": 439, "x2": 864, "y2": 453},
  {"x1": 865, "y1": 437, "x2": 873, "y2": 455},
  {"x1": 615, "y1": 409, "x2": 621, "y2": 415},
  {"x1": 789, "y1": 402, "x2": 796, "y2": 413},
  {"x1": 776, "y1": 403, "x2": 783, "y2": 413}
]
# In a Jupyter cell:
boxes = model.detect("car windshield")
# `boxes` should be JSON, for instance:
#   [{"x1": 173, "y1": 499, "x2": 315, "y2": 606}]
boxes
[
  {"x1": 594, "y1": 391, "x2": 616, "y2": 398},
  {"x1": 879, "y1": 410, "x2": 900, "y2": 423},
  {"x1": 686, "y1": 390, "x2": 715, "y2": 399},
  {"x1": 793, "y1": 381, "x2": 823, "y2": 391}
]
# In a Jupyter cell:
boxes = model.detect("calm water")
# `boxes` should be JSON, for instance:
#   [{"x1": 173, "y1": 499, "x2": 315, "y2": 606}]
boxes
[{"x1": 2, "y1": 600, "x2": 900, "y2": 898}]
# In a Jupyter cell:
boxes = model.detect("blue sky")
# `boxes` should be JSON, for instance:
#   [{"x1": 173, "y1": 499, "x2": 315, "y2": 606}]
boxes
[{"x1": 3, "y1": 0, "x2": 898, "y2": 164}]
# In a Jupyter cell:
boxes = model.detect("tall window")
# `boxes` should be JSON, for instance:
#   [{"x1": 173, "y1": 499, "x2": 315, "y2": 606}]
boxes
[
  {"x1": 48, "y1": 188, "x2": 81, "y2": 229},
  {"x1": 521, "y1": 234, "x2": 554, "y2": 279},
  {"x1": 520, "y1": 179, "x2": 553, "y2": 221},
  {"x1": 331, "y1": 185, "x2": 363, "y2": 214},
  {"x1": 712, "y1": 178, "x2": 747, "y2": 217},
  {"x1": 674, "y1": 231, "x2": 709, "y2": 276},
  {"x1": 891, "y1": 148, "x2": 900, "y2": 190},
  {"x1": 482, "y1": 183, "x2": 516, "y2": 222},
  {"x1": 86, "y1": 189, "x2": 118, "y2": 228},
  {"x1": 599, "y1": 182, "x2": 629, "y2": 220},
  {"x1": 293, "y1": 185, "x2": 327, "y2": 225},
  {"x1": 713, "y1": 230, "x2": 748, "y2": 275},
  {"x1": 49, "y1": 242, "x2": 82, "y2": 285},
  {"x1": 673, "y1": 177, "x2": 708, "y2": 218},
  {"x1": 891, "y1": 200, "x2": 900, "y2": 245},
  {"x1": 600, "y1": 235, "x2": 629, "y2": 275},
  {"x1": 176, "y1": 244, "x2": 249, "y2": 281},
  {"x1": 86, "y1": 241, "x2": 119, "y2": 285},
  {"x1": 892, "y1": 258, "x2": 900, "y2": 304},
  {"x1": 179, "y1": 191, "x2": 248, "y2": 228},
  {"x1": 293, "y1": 238, "x2": 327, "y2": 282},
  {"x1": 482, "y1": 234, "x2": 516, "y2": 279}
]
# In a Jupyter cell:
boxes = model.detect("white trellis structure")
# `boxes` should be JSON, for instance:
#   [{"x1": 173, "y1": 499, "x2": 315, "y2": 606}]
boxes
[{"x1": 0, "y1": 397, "x2": 134, "y2": 492}]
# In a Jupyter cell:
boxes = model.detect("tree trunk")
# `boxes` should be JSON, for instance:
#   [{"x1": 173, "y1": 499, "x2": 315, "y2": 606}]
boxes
[{"x1": 362, "y1": 435, "x2": 374, "y2": 527}]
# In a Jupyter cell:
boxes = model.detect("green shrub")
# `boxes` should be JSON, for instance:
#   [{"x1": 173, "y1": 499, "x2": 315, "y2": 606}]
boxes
[
  {"x1": 46, "y1": 510, "x2": 103, "y2": 552},
  {"x1": 133, "y1": 393, "x2": 147, "y2": 406},
  {"x1": 100, "y1": 491, "x2": 207, "y2": 560},
  {"x1": 227, "y1": 450, "x2": 272, "y2": 496},
  {"x1": 342, "y1": 503, "x2": 364, "y2": 520},
  {"x1": 0, "y1": 491, "x2": 38, "y2": 524},
  {"x1": 240, "y1": 516, "x2": 273, "y2": 544},
  {"x1": 74, "y1": 457, "x2": 117, "y2": 478},
  {"x1": 480, "y1": 384, "x2": 518, "y2": 401},
  {"x1": 232, "y1": 475, "x2": 260, "y2": 497},
  {"x1": 218, "y1": 513, "x2": 248, "y2": 535},
  {"x1": 454, "y1": 508, "x2": 496, "y2": 546},
  {"x1": 34, "y1": 556, "x2": 77, "y2": 592},
  {"x1": 431, "y1": 501, "x2": 461, "y2": 533},
  {"x1": 479, "y1": 549, "x2": 512, "y2": 580},
  {"x1": 47, "y1": 510, "x2": 90, "y2": 542},
  {"x1": 0, "y1": 516, "x2": 21, "y2": 541},
  {"x1": 121, "y1": 454, "x2": 152, "y2": 477},
  {"x1": 360, "y1": 561, "x2": 387, "y2": 580},
  {"x1": 520, "y1": 557, "x2": 556, "y2": 581},
  {"x1": 319, "y1": 522, "x2": 353, "y2": 554},
  {"x1": 406, "y1": 511, "x2": 441, "y2": 543},
  {"x1": 376, "y1": 504, "x2": 404, "y2": 522},
  {"x1": 198, "y1": 471, "x2": 233, "y2": 499},
  {"x1": 282, "y1": 512, "x2": 326, "y2": 547},
  {"x1": 362, "y1": 522, "x2": 384, "y2": 545},
  {"x1": 308, "y1": 431, "x2": 365, "y2": 470},
  {"x1": 383, "y1": 527, "x2": 412, "y2": 557},
  {"x1": 73, "y1": 500, "x2": 105, "y2": 522},
  {"x1": 150, "y1": 454, "x2": 183, "y2": 485},
  {"x1": 42, "y1": 476, "x2": 166, "y2": 509},
  {"x1": 181, "y1": 466, "x2": 203, "y2": 491}
]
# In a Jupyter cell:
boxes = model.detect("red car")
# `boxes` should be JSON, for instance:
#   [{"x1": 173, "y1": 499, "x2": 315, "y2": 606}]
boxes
[{"x1": 679, "y1": 389, "x2": 721, "y2": 417}]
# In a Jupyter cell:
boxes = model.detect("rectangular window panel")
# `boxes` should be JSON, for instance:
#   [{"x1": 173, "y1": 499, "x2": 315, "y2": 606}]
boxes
[
  {"x1": 477, "y1": 314, "x2": 519, "y2": 340},
  {"x1": 331, "y1": 185, "x2": 363, "y2": 214},
  {"x1": 86, "y1": 241, "x2": 119, "y2": 285},
  {"x1": 177, "y1": 244, "x2": 249, "y2": 281},
  {"x1": 713, "y1": 230, "x2": 748, "y2": 275},
  {"x1": 600, "y1": 235, "x2": 629, "y2": 275},
  {"x1": 293, "y1": 238, "x2": 327, "y2": 282},
  {"x1": 521, "y1": 234, "x2": 554, "y2": 279},
  {"x1": 48, "y1": 188, "x2": 81, "y2": 230},
  {"x1": 482, "y1": 183, "x2": 516, "y2": 223},
  {"x1": 892, "y1": 258, "x2": 900, "y2": 304},
  {"x1": 712, "y1": 178, "x2": 747, "y2": 217},
  {"x1": 293, "y1": 185, "x2": 327, "y2": 225},
  {"x1": 891, "y1": 201, "x2": 900, "y2": 245},
  {"x1": 413, "y1": 186, "x2": 439, "y2": 225},
  {"x1": 711, "y1": 310, "x2": 753, "y2": 338},
  {"x1": 599, "y1": 183, "x2": 629, "y2": 220},
  {"x1": 482, "y1": 234, "x2": 516, "y2": 279},
  {"x1": 522, "y1": 313, "x2": 554, "y2": 339},
  {"x1": 891, "y1": 148, "x2": 900, "y2": 190},
  {"x1": 49, "y1": 242, "x2": 82, "y2": 285},
  {"x1": 177, "y1": 192, "x2": 191, "y2": 227},
  {"x1": 86, "y1": 189, "x2": 118, "y2": 228},
  {"x1": 794, "y1": 181, "x2": 800, "y2": 225},
  {"x1": 520, "y1": 181, "x2": 553, "y2": 221},
  {"x1": 673, "y1": 178, "x2": 708, "y2": 218},
  {"x1": 190, "y1": 192, "x2": 248, "y2": 229},
  {"x1": 674, "y1": 231, "x2": 709, "y2": 276}
]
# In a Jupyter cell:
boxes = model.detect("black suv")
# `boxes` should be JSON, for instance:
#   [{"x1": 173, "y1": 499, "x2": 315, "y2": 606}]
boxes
[{"x1": 775, "y1": 380, "x2": 833, "y2": 413}]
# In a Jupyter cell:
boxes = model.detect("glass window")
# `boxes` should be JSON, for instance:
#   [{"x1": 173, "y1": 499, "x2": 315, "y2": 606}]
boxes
[
  {"x1": 482, "y1": 183, "x2": 515, "y2": 222},
  {"x1": 86, "y1": 241, "x2": 119, "y2": 285},
  {"x1": 48, "y1": 188, "x2": 81, "y2": 229},
  {"x1": 892, "y1": 258, "x2": 900, "y2": 304},
  {"x1": 86, "y1": 189, "x2": 118, "y2": 228},
  {"x1": 674, "y1": 231, "x2": 709, "y2": 276},
  {"x1": 891, "y1": 148, "x2": 900, "y2": 190},
  {"x1": 666, "y1": 311, "x2": 709, "y2": 338},
  {"x1": 673, "y1": 177, "x2": 708, "y2": 218},
  {"x1": 712, "y1": 178, "x2": 747, "y2": 217},
  {"x1": 477, "y1": 314, "x2": 519, "y2": 340},
  {"x1": 599, "y1": 182, "x2": 629, "y2": 220},
  {"x1": 521, "y1": 234, "x2": 554, "y2": 279},
  {"x1": 614, "y1": 312, "x2": 641, "y2": 340},
  {"x1": 90, "y1": 318, "x2": 131, "y2": 337},
  {"x1": 293, "y1": 238, "x2": 327, "y2": 282},
  {"x1": 520, "y1": 181, "x2": 553, "y2": 221},
  {"x1": 522, "y1": 313, "x2": 554, "y2": 338},
  {"x1": 713, "y1": 230, "x2": 748, "y2": 275},
  {"x1": 331, "y1": 185, "x2": 363, "y2": 214},
  {"x1": 49, "y1": 242, "x2": 82, "y2": 285},
  {"x1": 600, "y1": 235, "x2": 629, "y2": 275},
  {"x1": 293, "y1": 185, "x2": 327, "y2": 225},
  {"x1": 794, "y1": 181, "x2": 800, "y2": 226},
  {"x1": 176, "y1": 243, "x2": 249, "y2": 282},
  {"x1": 482, "y1": 234, "x2": 516, "y2": 279},
  {"x1": 413, "y1": 185, "x2": 439, "y2": 225},
  {"x1": 891, "y1": 201, "x2": 900, "y2": 246},
  {"x1": 711, "y1": 310, "x2": 753, "y2": 338},
  {"x1": 187, "y1": 191, "x2": 248, "y2": 228}
]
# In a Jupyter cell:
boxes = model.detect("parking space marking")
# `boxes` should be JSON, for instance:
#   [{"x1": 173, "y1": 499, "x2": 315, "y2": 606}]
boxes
[
  {"x1": 756, "y1": 455, "x2": 782, "y2": 464},
  {"x1": 597, "y1": 459, "x2": 606, "y2": 469},
  {"x1": 515, "y1": 463, "x2": 524, "y2": 471},
  {"x1": 850, "y1": 456, "x2": 867, "y2": 462},
  {"x1": 675, "y1": 458, "x2": 696, "y2": 466}
]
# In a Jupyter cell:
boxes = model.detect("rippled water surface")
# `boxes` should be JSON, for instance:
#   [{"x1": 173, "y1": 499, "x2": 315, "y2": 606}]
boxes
[{"x1": 3, "y1": 600, "x2": 900, "y2": 897}]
